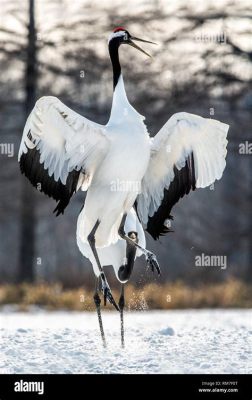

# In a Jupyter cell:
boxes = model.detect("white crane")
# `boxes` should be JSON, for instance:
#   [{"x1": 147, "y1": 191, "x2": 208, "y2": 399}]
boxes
[{"x1": 18, "y1": 27, "x2": 229, "y2": 347}]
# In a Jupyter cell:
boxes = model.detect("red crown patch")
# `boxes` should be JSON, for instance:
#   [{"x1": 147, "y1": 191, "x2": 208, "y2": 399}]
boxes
[{"x1": 113, "y1": 27, "x2": 126, "y2": 33}]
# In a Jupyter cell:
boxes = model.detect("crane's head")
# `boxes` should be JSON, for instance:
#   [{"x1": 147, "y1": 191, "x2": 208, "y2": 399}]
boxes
[{"x1": 108, "y1": 27, "x2": 156, "y2": 57}]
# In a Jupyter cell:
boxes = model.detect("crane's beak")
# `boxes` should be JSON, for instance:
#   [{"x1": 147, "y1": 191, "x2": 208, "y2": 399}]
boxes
[{"x1": 128, "y1": 36, "x2": 157, "y2": 58}]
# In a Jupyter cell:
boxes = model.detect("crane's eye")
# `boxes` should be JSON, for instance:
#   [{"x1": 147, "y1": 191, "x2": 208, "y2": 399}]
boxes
[{"x1": 123, "y1": 33, "x2": 129, "y2": 41}]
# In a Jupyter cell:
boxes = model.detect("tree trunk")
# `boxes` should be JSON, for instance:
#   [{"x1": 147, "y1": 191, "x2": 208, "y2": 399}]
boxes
[{"x1": 18, "y1": 0, "x2": 37, "y2": 282}]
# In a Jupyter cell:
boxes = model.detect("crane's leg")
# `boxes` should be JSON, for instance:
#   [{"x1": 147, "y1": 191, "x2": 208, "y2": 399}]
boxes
[
  {"x1": 118, "y1": 214, "x2": 161, "y2": 275},
  {"x1": 93, "y1": 277, "x2": 106, "y2": 347},
  {"x1": 88, "y1": 220, "x2": 119, "y2": 311},
  {"x1": 119, "y1": 284, "x2": 125, "y2": 348},
  {"x1": 118, "y1": 232, "x2": 137, "y2": 282}
]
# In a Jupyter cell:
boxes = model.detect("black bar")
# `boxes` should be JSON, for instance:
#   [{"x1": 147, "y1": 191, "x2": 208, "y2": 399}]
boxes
[{"x1": 0, "y1": 374, "x2": 251, "y2": 399}]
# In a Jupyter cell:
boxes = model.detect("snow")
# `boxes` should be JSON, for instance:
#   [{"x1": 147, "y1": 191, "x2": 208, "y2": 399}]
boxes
[{"x1": 0, "y1": 309, "x2": 251, "y2": 374}]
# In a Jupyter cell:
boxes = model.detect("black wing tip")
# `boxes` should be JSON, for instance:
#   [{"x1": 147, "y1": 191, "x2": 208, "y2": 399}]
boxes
[
  {"x1": 53, "y1": 205, "x2": 64, "y2": 217},
  {"x1": 53, "y1": 199, "x2": 69, "y2": 216},
  {"x1": 145, "y1": 152, "x2": 196, "y2": 240},
  {"x1": 19, "y1": 147, "x2": 80, "y2": 215},
  {"x1": 149, "y1": 225, "x2": 174, "y2": 240}
]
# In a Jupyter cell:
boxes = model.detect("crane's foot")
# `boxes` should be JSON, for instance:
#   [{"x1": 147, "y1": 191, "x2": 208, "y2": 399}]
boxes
[
  {"x1": 146, "y1": 251, "x2": 161, "y2": 275},
  {"x1": 101, "y1": 275, "x2": 119, "y2": 311}
]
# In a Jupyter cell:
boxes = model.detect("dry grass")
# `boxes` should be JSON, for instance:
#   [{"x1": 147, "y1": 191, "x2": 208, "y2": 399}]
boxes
[{"x1": 0, "y1": 279, "x2": 251, "y2": 311}]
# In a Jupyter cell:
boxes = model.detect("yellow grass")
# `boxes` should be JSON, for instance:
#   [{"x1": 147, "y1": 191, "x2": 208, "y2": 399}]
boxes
[{"x1": 0, "y1": 279, "x2": 251, "y2": 311}]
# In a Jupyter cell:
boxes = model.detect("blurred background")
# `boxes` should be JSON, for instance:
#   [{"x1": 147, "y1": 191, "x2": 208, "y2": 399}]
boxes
[{"x1": 0, "y1": 0, "x2": 251, "y2": 309}]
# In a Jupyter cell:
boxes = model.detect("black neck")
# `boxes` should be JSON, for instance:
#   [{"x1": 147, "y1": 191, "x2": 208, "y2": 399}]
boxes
[{"x1": 109, "y1": 40, "x2": 121, "y2": 90}]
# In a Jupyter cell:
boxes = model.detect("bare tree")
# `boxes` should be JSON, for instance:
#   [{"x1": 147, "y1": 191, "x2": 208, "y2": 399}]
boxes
[{"x1": 18, "y1": 0, "x2": 37, "y2": 282}]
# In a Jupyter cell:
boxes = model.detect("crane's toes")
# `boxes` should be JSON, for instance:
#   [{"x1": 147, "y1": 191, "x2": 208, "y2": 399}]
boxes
[
  {"x1": 102, "y1": 280, "x2": 119, "y2": 311},
  {"x1": 146, "y1": 251, "x2": 161, "y2": 276}
]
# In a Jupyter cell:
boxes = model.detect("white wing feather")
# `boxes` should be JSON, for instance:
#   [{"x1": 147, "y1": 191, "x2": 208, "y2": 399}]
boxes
[
  {"x1": 18, "y1": 96, "x2": 109, "y2": 186},
  {"x1": 138, "y1": 112, "x2": 229, "y2": 225}
]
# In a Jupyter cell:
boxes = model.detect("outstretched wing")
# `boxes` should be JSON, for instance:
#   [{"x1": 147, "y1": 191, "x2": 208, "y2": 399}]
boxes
[
  {"x1": 18, "y1": 96, "x2": 109, "y2": 215},
  {"x1": 137, "y1": 112, "x2": 229, "y2": 239}
]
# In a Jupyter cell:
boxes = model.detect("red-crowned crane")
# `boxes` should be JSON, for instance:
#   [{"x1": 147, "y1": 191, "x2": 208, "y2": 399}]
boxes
[{"x1": 18, "y1": 27, "x2": 229, "y2": 347}]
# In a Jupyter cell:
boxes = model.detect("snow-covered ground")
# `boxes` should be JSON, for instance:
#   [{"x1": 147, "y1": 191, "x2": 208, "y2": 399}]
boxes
[{"x1": 0, "y1": 309, "x2": 251, "y2": 374}]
